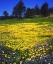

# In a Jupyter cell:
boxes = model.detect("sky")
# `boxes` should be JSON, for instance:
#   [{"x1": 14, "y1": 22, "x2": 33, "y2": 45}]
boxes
[{"x1": 0, "y1": 0, "x2": 53, "y2": 16}]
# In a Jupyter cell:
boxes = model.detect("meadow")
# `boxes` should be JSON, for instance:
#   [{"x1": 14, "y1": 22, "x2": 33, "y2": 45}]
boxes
[{"x1": 0, "y1": 17, "x2": 53, "y2": 64}]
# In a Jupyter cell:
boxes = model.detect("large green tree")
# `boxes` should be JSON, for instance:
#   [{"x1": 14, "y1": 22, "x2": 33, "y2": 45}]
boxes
[
  {"x1": 41, "y1": 2, "x2": 49, "y2": 16},
  {"x1": 12, "y1": 0, "x2": 26, "y2": 18}
]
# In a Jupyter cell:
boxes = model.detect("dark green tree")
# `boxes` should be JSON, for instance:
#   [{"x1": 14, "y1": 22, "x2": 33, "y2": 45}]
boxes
[
  {"x1": 49, "y1": 7, "x2": 53, "y2": 14},
  {"x1": 41, "y1": 2, "x2": 49, "y2": 16},
  {"x1": 25, "y1": 8, "x2": 35, "y2": 18},
  {"x1": 3, "y1": 11, "x2": 9, "y2": 19},
  {"x1": 12, "y1": 0, "x2": 26, "y2": 18},
  {"x1": 34, "y1": 4, "x2": 40, "y2": 15}
]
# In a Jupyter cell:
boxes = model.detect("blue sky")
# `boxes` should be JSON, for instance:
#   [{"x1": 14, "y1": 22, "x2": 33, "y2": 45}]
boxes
[{"x1": 0, "y1": 0, "x2": 53, "y2": 16}]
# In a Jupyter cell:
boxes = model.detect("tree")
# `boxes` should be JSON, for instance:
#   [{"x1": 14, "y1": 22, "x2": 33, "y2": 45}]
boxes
[
  {"x1": 25, "y1": 8, "x2": 35, "y2": 18},
  {"x1": 49, "y1": 7, "x2": 53, "y2": 14},
  {"x1": 41, "y1": 2, "x2": 49, "y2": 16},
  {"x1": 34, "y1": 4, "x2": 40, "y2": 15},
  {"x1": 12, "y1": 0, "x2": 26, "y2": 18},
  {"x1": 3, "y1": 11, "x2": 9, "y2": 19}
]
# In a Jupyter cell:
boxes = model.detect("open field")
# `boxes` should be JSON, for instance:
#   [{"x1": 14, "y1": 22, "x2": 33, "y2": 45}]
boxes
[
  {"x1": 0, "y1": 17, "x2": 53, "y2": 24},
  {"x1": 0, "y1": 18, "x2": 53, "y2": 64},
  {"x1": 0, "y1": 22, "x2": 53, "y2": 50}
]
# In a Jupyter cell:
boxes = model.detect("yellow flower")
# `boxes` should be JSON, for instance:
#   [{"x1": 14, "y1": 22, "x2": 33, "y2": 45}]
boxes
[{"x1": 20, "y1": 61, "x2": 22, "y2": 64}]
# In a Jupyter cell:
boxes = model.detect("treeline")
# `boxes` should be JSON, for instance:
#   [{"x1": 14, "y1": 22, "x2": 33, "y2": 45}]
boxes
[{"x1": 0, "y1": 0, "x2": 53, "y2": 19}]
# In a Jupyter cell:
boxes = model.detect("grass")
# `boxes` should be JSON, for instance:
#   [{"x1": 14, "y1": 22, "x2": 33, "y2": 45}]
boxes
[
  {"x1": 0, "y1": 38, "x2": 53, "y2": 64},
  {"x1": 0, "y1": 17, "x2": 53, "y2": 24},
  {"x1": 0, "y1": 18, "x2": 53, "y2": 50},
  {"x1": 0, "y1": 17, "x2": 53, "y2": 64}
]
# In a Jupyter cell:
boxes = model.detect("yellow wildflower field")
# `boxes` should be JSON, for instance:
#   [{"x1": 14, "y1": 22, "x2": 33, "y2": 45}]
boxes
[{"x1": 0, "y1": 22, "x2": 53, "y2": 50}]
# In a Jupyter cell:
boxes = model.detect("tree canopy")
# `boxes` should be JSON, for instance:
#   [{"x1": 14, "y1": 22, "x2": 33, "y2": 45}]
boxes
[
  {"x1": 3, "y1": 11, "x2": 9, "y2": 19},
  {"x1": 34, "y1": 4, "x2": 40, "y2": 15},
  {"x1": 41, "y1": 2, "x2": 49, "y2": 16},
  {"x1": 0, "y1": 1, "x2": 53, "y2": 19},
  {"x1": 3, "y1": 11, "x2": 9, "y2": 17},
  {"x1": 25, "y1": 8, "x2": 35, "y2": 18},
  {"x1": 12, "y1": 0, "x2": 26, "y2": 18}
]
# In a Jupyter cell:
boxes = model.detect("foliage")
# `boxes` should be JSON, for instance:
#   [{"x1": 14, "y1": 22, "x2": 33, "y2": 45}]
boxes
[
  {"x1": 41, "y1": 2, "x2": 49, "y2": 16},
  {"x1": 0, "y1": 21, "x2": 53, "y2": 50},
  {"x1": 3, "y1": 11, "x2": 9, "y2": 19},
  {"x1": 0, "y1": 17, "x2": 53, "y2": 64},
  {"x1": 49, "y1": 7, "x2": 53, "y2": 14},
  {"x1": 0, "y1": 18, "x2": 53, "y2": 24},
  {"x1": 12, "y1": 0, "x2": 26, "y2": 18},
  {"x1": 25, "y1": 8, "x2": 35, "y2": 18},
  {"x1": 0, "y1": 1, "x2": 53, "y2": 19},
  {"x1": 34, "y1": 4, "x2": 40, "y2": 15},
  {"x1": 0, "y1": 38, "x2": 53, "y2": 64}
]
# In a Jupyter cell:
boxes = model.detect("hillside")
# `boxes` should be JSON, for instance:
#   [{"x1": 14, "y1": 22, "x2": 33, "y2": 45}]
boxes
[{"x1": 0, "y1": 18, "x2": 53, "y2": 64}]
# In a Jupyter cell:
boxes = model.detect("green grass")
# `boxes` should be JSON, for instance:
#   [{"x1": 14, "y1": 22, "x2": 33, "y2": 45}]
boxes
[
  {"x1": 0, "y1": 17, "x2": 53, "y2": 63},
  {"x1": 0, "y1": 17, "x2": 53, "y2": 24}
]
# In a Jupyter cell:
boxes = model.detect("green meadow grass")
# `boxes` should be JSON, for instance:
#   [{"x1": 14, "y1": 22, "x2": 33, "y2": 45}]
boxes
[
  {"x1": 0, "y1": 17, "x2": 53, "y2": 64},
  {"x1": 0, "y1": 17, "x2": 53, "y2": 24}
]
